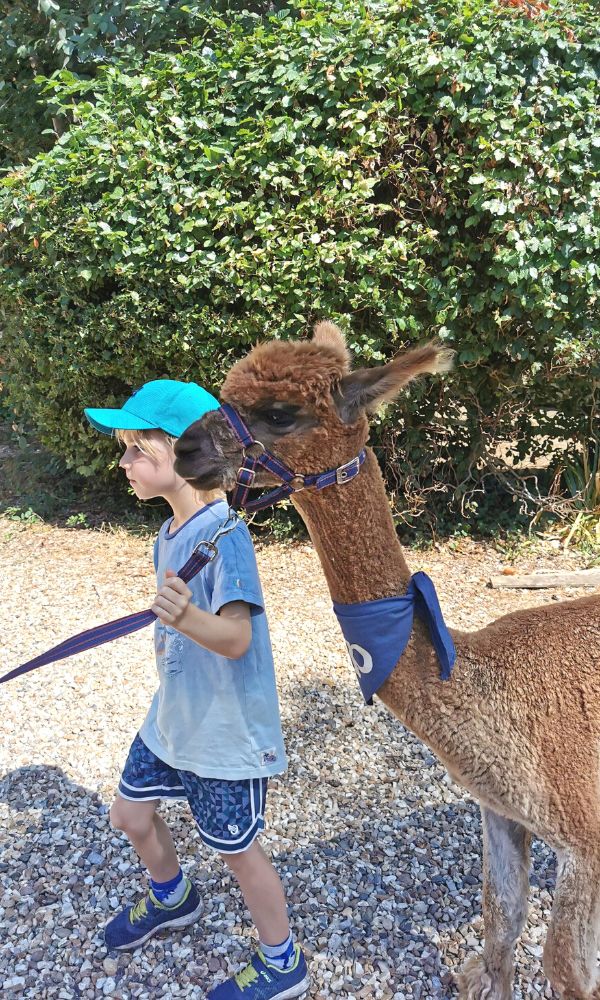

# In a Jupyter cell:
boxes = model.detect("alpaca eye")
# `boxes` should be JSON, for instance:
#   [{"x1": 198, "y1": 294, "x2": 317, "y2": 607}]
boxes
[{"x1": 264, "y1": 409, "x2": 296, "y2": 428}]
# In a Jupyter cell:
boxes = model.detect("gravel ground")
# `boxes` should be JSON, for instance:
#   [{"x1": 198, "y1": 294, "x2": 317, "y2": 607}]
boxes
[{"x1": 1, "y1": 517, "x2": 598, "y2": 999}]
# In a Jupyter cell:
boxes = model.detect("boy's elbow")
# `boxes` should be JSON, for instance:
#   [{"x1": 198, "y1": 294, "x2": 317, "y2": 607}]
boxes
[{"x1": 228, "y1": 623, "x2": 252, "y2": 660}]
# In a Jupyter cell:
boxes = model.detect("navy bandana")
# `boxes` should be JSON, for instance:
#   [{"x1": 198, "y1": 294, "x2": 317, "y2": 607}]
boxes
[{"x1": 333, "y1": 572, "x2": 456, "y2": 704}]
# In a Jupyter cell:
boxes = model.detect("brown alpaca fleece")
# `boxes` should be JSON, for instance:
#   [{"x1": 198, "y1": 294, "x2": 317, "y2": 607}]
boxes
[
  {"x1": 174, "y1": 322, "x2": 600, "y2": 1000},
  {"x1": 223, "y1": 326, "x2": 350, "y2": 413}
]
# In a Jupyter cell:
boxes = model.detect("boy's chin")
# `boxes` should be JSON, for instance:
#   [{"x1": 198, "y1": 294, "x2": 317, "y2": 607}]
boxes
[{"x1": 129, "y1": 484, "x2": 151, "y2": 499}]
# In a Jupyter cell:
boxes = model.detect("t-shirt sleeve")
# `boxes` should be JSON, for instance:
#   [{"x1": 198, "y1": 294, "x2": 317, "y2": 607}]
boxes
[
  {"x1": 153, "y1": 537, "x2": 159, "y2": 573},
  {"x1": 206, "y1": 522, "x2": 265, "y2": 616}
]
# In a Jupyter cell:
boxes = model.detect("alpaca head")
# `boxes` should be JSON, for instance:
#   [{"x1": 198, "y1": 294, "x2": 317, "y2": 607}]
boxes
[{"x1": 174, "y1": 322, "x2": 453, "y2": 492}]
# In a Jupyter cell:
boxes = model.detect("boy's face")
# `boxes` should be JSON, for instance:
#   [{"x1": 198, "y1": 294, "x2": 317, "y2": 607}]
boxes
[{"x1": 118, "y1": 431, "x2": 181, "y2": 500}]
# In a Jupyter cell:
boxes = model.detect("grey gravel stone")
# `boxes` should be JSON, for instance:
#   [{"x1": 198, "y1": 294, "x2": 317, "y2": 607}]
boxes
[{"x1": 0, "y1": 527, "x2": 578, "y2": 997}]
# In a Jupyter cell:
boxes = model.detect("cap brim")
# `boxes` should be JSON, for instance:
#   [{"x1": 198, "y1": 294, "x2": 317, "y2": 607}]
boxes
[{"x1": 84, "y1": 407, "x2": 158, "y2": 435}]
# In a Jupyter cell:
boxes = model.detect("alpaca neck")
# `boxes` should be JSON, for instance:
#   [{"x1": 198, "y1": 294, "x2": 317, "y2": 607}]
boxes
[
  {"x1": 294, "y1": 445, "x2": 461, "y2": 772},
  {"x1": 292, "y1": 448, "x2": 412, "y2": 604}
]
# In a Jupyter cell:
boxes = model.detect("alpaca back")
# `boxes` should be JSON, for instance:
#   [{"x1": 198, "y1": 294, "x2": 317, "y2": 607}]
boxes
[{"x1": 465, "y1": 593, "x2": 600, "y2": 680}]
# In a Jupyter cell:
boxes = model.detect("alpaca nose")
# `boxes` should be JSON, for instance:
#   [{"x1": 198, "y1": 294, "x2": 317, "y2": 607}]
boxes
[
  {"x1": 174, "y1": 432, "x2": 197, "y2": 457},
  {"x1": 174, "y1": 427, "x2": 215, "y2": 477},
  {"x1": 176, "y1": 415, "x2": 207, "y2": 453}
]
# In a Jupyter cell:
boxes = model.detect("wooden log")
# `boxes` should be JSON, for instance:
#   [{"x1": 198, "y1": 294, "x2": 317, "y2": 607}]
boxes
[{"x1": 489, "y1": 570, "x2": 600, "y2": 589}]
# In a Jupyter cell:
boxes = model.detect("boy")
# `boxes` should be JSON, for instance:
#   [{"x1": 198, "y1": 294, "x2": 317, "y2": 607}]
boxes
[{"x1": 84, "y1": 379, "x2": 309, "y2": 999}]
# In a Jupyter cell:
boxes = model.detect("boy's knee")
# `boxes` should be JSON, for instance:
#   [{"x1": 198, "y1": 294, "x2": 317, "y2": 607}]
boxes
[
  {"x1": 221, "y1": 847, "x2": 253, "y2": 877},
  {"x1": 110, "y1": 798, "x2": 154, "y2": 839}
]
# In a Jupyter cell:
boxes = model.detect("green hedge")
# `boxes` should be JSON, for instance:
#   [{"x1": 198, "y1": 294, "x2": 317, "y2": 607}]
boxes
[
  {"x1": 0, "y1": 0, "x2": 599, "y2": 519},
  {"x1": 0, "y1": 1, "x2": 281, "y2": 169}
]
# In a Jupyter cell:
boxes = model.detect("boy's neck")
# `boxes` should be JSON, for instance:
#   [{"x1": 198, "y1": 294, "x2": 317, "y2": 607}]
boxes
[{"x1": 165, "y1": 482, "x2": 212, "y2": 532}]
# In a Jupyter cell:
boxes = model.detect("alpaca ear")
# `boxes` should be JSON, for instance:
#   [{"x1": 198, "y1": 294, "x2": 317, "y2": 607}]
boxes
[
  {"x1": 312, "y1": 320, "x2": 351, "y2": 372},
  {"x1": 335, "y1": 342, "x2": 454, "y2": 422}
]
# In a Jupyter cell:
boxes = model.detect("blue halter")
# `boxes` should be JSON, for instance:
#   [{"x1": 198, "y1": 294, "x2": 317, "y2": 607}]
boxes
[{"x1": 220, "y1": 403, "x2": 366, "y2": 512}]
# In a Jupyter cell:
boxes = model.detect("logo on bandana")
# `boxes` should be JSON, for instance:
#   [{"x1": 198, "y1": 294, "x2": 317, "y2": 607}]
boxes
[{"x1": 344, "y1": 641, "x2": 373, "y2": 678}]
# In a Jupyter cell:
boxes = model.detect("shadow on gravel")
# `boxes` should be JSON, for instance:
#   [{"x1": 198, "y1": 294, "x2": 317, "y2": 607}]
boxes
[{"x1": 0, "y1": 740, "x2": 557, "y2": 998}]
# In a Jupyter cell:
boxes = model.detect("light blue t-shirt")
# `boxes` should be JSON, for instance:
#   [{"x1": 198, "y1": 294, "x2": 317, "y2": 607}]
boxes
[{"x1": 139, "y1": 500, "x2": 288, "y2": 780}]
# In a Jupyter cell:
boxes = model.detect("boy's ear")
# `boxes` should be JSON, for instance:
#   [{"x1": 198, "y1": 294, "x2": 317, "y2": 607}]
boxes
[{"x1": 335, "y1": 342, "x2": 454, "y2": 423}]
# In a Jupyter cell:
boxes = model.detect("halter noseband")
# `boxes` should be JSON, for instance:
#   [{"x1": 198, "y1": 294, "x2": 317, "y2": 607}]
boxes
[{"x1": 219, "y1": 403, "x2": 366, "y2": 512}]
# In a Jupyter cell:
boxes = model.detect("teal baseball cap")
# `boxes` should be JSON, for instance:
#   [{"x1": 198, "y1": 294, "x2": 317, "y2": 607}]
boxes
[{"x1": 84, "y1": 379, "x2": 220, "y2": 437}]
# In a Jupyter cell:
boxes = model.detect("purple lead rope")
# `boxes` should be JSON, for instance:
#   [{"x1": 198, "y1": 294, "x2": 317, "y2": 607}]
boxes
[
  {"x1": 2, "y1": 402, "x2": 366, "y2": 687},
  {"x1": 0, "y1": 511, "x2": 239, "y2": 686}
]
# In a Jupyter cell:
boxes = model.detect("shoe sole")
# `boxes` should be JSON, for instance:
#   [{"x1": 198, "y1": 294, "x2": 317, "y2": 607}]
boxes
[
  {"x1": 110, "y1": 901, "x2": 203, "y2": 951},
  {"x1": 267, "y1": 974, "x2": 311, "y2": 1000}
]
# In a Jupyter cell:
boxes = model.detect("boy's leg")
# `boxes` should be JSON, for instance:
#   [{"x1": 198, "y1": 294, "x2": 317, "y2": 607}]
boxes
[
  {"x1": 183, "y1": 773, "x2": 309, "y2": 998},
  {"x1": 207, "y1": 838, "x2": 309, "y2": 998},
  {"x1": 222, "y1": 840, "x2": 289, "y2": 946},
  {"x1": 110, "y1": 795, "x2": 180, "y2": 882},
  {"x1": 104, "y1": 734, "x2": 203, "y2": 950}
]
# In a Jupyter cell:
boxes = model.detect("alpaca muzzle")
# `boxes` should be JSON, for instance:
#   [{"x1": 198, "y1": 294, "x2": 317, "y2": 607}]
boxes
[{"x1": 219, "y1": 403, "x2": 366, "y2": 512}]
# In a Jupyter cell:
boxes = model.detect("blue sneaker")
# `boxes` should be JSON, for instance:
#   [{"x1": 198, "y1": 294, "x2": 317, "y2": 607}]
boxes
[
  {"x1": 104, "y1": 879, "x2": 202, "y2": 950},
  {"x1": 207, "y1": 945, "x2": 309, "y2": 999}
]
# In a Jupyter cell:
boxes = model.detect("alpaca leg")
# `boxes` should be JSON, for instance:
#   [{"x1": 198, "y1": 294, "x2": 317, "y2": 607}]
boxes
[
  {"x1": 543, "y1": 848, "x2": 600, "y2": 1000},
  {"x1": 458, "y1": 808, "x2": 531, "y2": 1000}
]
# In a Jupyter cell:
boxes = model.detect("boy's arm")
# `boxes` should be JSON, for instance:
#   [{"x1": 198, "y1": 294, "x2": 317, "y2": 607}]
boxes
[{"x1": 152, "y1": 571, "x2": 252, "y2": 659}]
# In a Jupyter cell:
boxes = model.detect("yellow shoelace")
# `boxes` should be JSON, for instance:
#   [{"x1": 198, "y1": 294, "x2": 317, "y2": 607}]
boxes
[
  {"x1": 129, "y1": 897, "x2": 149, "y2": 924},
  {"x1": 234, "y1": 962, "x2": 260, "y2": 989}
]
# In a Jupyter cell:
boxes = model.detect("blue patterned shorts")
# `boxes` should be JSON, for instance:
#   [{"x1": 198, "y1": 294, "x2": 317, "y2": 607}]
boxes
[{"x1": 118, "y1": 733, "x2": 268, "y2": 854}]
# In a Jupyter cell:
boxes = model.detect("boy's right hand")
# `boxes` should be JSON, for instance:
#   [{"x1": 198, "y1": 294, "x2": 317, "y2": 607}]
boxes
[{"x1": 152, "y1": 569, "x2": 193, "y2": 628}]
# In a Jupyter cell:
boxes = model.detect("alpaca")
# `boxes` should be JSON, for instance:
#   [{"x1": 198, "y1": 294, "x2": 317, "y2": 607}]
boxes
[{"x1": 174, "y1": 321, "x2": 600, "y2": 1000}]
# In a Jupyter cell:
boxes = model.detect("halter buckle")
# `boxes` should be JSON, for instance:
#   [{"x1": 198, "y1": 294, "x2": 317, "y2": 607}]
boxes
[
  {"x1": 242, "y1": 441, "x2": 266, "y2": 460},
  {"x1": 290, "y1": 474, "x2": 305, "y2": 492},
  {"x1": 336, "y1": 456, "x2": 361, "y2": 485},
  {"x1": 236, "y1": 467, "x2": 256, "y2": 487}
]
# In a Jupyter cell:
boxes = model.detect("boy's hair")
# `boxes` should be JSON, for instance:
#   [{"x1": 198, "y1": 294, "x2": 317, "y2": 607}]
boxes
[
  {"x1": 115, "y1": 427, "x2": 177, "y2": 462},
  {"x1": 116, "y1": 428, "x2": 226, "y2": 503}
]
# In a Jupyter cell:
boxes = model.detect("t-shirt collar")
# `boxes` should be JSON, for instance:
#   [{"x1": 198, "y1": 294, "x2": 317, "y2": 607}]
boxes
[{"x1": 165, "y1": 498, "x2": 226, "y2": 539}]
